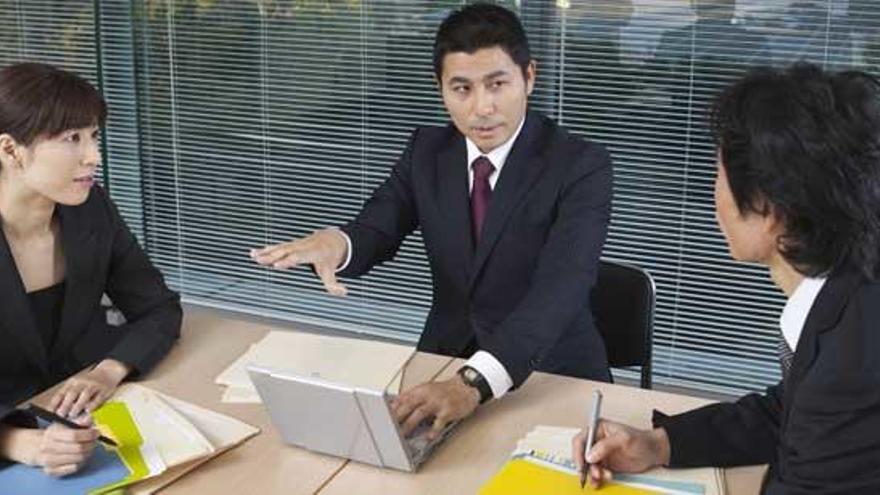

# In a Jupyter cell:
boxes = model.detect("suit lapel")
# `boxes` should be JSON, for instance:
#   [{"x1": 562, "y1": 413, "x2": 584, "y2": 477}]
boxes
[
  {"x1": 783, "y1": 265, "x2": 862, "y2": 408},
  {"x1": 468, "y1": 112, "x2": 547, "y2": 292},
  {"x1": 436, "y1": 132, "x2": 475, "y2": 281},
  {"x1": 52, "y1": 204, "x2": 100, "y2": 361},
  {"x1": 0, "y1": 227, "x2": 50, "y2": 374}
]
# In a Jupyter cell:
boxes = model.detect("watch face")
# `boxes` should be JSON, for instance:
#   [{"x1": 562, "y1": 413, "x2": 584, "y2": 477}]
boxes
[{"x1": 462, "y1": 367, "x2": 478, "y2": 382}]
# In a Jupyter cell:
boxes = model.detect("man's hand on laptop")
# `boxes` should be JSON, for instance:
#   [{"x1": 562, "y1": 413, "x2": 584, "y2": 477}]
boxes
[
  {"x1": 390, "y1": 378, "x2": 480, "y2": 440},
  {"x1": 250, "y1": 228, "x2": 349, "y2": 296}
]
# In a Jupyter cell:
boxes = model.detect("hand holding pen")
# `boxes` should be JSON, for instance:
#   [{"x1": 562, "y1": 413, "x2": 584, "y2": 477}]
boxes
[
  {"x1": 28, "y1": 404, "x2": 117, "y2": 446},
  {"x1": 579, "y1": 390, "x2": 602, "y2": 488},
  {"x1": 0, "y1": 405, "x2": 113, "y2": 477},
  {"x1": 572, "y1": 397, "x2": 672, "y2": 489}
]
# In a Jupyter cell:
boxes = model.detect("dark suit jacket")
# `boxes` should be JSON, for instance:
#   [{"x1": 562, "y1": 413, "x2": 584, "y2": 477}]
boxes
[
  {"x1": 0, "y1": 185, "x2": 182, "y2": 427},
  {"x1": 654, "y1": 264, "x2": 880, "y2": 494},
  {"x1": 340, "y1": 111, "x2": 612, "y2": 387}
]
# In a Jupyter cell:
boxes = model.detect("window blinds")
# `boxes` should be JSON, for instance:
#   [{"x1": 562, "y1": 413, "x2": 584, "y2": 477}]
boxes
[
  {"x1": 110, "y1": 0, "x2": 880, "y2": 395},
  {"x1": 7, "y1": 0, "x2": 875, "y2": 395}
]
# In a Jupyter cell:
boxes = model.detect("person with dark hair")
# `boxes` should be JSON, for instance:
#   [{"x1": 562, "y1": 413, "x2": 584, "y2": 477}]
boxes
[
  {"x1": 572, "y1": 63, "x2": 880, "y2": 493},
  {"x1": 252, "y1": 3, "x2": 612, "y2": 437},
  {"x1": 0, "y1": 62, "x2": 182, "y2": 475}
]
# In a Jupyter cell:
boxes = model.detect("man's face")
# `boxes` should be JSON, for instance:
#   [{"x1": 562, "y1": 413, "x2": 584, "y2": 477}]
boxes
[
  {"x1": 439, "y1": 46, "x2": 535, "y2": 153},
  {"x1": 714, "y1": 159, "x2": 779, "y2": 264}
]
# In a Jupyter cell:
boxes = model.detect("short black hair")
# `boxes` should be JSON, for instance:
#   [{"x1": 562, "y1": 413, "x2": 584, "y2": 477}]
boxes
[
  {"x1": 433, "y1": 3, "x2": 532, "y2": 83},
  {"x1": 0, "y1": 62, "x2": 106, "y2": 146},
  {"x1": 711, "y1": 63, "x2": 880, "y2": 278}
]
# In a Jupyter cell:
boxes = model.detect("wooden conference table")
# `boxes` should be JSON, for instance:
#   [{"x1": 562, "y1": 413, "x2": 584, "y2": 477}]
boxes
[{"x1": 32, "y1": 307, "x2": 766, "y2": 494}]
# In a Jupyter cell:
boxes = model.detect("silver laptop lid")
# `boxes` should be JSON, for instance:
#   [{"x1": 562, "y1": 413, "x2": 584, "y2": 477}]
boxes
[
  {"x1": 247, "y1": 365, "x2": 382, "y2": 466},
  {"x1": 247, "y1": 352, "x2": 457, "y2": 472},
  {"x1": 353, "y1": 387, "x2": 414, "y2": 471}
]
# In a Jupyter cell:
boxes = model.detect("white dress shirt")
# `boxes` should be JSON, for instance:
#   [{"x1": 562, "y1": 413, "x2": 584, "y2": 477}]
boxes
[
  {"x1": 459, "y1": 118, "x2": 526, "y2": 400},
  {"x1": 464, "y1": 117, "x2": 525, "y2": 192},
  {"x1": 779, "y1": 276, "x2": 827, "y2": 352},
  {"x1": 336, "y1": 117, "x2": 526, "y2": 400}
]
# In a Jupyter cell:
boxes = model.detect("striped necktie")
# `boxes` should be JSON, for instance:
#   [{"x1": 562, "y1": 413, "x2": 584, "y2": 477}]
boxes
[{"x1": 777, "y1": 333, "x2": 795, "y2": 379}]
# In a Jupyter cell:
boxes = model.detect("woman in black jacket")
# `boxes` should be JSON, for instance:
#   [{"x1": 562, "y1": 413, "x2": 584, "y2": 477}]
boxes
[{"x1": 0, "y1": 62, "x2": 181, "y2": 476}]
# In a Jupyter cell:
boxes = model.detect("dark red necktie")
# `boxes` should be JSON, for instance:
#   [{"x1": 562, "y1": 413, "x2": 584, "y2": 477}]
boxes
[{"x1": 470, "y1": 156, "x2": 495, "y2": 243}]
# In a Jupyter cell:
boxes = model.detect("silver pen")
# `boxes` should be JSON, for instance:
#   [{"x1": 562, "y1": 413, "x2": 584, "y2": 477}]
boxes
[{"x1": 579, "y1": 389, "x2": 603, "y2": 488}]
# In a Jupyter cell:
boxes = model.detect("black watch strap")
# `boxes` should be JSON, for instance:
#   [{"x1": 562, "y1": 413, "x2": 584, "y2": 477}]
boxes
[{"x1": 457, "y1": 365, "x2": 493, "y2": 404}]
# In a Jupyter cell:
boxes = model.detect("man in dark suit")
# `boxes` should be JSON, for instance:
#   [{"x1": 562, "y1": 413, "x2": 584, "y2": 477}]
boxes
[
  {"x1": 573, "y1": 64, "x2": 880, "y2": 493},
  {"x1": 253, "y1": 4, "x2": 611, "y2": 437}
]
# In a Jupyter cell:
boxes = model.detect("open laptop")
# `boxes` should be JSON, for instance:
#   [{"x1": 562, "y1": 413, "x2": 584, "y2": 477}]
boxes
[{"x1": 247, "y1": 364, "x2": 457, "y2": 472}]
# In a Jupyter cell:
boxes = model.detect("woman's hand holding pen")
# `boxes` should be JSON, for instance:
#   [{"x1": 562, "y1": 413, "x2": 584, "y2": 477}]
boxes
[
  {"x1": 0, "y1": 359, "x2": 131, "y2": 477},
  {"x1": 0, "y1": 417, "x2": 98, "y2": 477},
  {"x1": 571, "y1": 420, "x2": 672, "y2": 488}
]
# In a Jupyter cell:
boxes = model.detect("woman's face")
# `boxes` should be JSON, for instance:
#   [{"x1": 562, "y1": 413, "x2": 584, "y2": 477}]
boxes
[
  {"x1": 15, "y1": 125, "x2": 100, "y2": 206},
  {"x1": 714, "y1": 157, "x2": 780, "y2": 264}
]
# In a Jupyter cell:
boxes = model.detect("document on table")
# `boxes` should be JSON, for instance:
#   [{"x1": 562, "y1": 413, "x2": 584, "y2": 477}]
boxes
[{"x1": 216, "y1": 330, "x2": 415, "y2": 403}]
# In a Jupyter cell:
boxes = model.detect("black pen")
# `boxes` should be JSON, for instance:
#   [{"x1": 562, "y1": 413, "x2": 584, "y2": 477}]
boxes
[
  {"x1": 27, "y1": 404, "x2": 118, "y2": 447},
  {"x1": 579, "y1": 390, "x2": 603, "y2": 489}
]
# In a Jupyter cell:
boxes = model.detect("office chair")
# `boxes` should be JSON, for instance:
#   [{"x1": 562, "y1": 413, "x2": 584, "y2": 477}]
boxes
[{"x1": 591, "y1": 259, "x2": 656, "y2": 389}]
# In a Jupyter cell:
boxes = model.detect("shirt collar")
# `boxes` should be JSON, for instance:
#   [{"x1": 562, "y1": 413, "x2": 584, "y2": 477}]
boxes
[
  {"x1": 779, "y1": 276, "x2": 827, "y2": 351},
  {"x1": 465, "y1": 115, "x2": 526, "y2": 171}
]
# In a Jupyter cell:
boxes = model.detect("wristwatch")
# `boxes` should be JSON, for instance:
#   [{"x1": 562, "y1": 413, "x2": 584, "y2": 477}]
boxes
[{"x1": 457, "y1": 366, "x2": 493, "y2": 405}]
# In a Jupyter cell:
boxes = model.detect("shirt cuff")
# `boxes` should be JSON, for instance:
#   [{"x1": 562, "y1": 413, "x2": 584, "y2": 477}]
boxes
[
  {"x1": 333, "y1": 228, "x2": 353, "y2": 273},
  {"x1": 466, "y1": 351, "x2": 514, "y2": 400}
]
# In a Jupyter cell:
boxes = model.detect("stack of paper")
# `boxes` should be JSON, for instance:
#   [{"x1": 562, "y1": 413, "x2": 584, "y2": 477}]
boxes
[
  {"x1": 0, "y1": 384, "x2": 260, "y2": 495},
  {"x1": 480, "y1": 425, "x2": 726, "y2": 495},
  {"x1": 215, "y1": 330, "x2": 415, "y2": 403},
  {"x1": 127, "y1": 388, "x2": 262, "y2": 494}
]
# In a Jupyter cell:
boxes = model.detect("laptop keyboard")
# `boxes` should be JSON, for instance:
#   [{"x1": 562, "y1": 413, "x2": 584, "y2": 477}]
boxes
[
  {"x1": 405, "y1": 419, "x2": 456, "y2": 464},
  {"x1": 407, "y1": 422, "x2": 433, "y2": 453},
  {"x1": 384, "y1": 394, "x2": 456, "y2": 465}
]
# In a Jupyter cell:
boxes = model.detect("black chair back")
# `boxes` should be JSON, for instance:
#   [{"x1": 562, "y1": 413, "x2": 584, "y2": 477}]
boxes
[{"x1": 591, "y1": 260, "x2": 656, "y2": 389}]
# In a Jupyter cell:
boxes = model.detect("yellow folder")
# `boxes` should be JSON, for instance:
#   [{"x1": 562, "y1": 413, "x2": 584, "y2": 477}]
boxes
[{"x1": 480, "y1": 457, "x2": 661, "y2": 495}]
